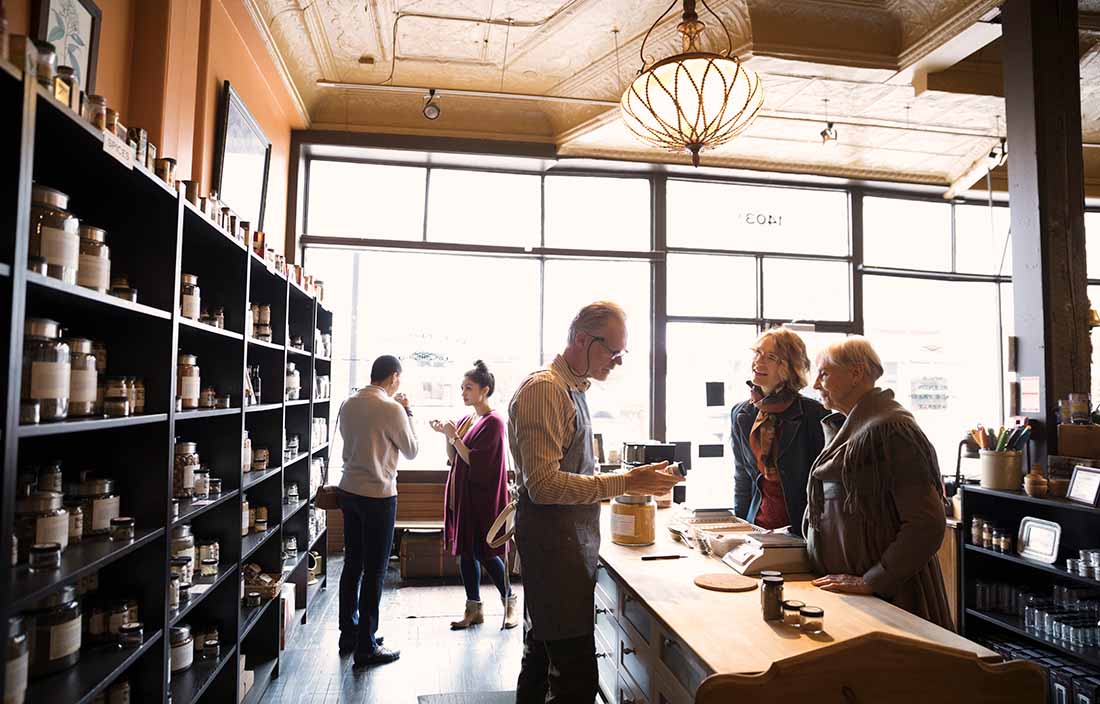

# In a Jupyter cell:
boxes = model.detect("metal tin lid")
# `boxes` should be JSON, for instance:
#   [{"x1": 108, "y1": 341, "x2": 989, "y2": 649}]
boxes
[
  {"x1": 120, "y1": 621, "x2": 142, "y2": 633},
  {"x1": 31, "y1": 184, "x2": 69, "y2": 210},
  {"x1": 78, "y1": 224, "x2": 107, "y2": 242},
  {"x1": 24, "y1": 318, "x2": 62, "y2": 339},
  {"x1": 798, "y1": 606, "x2": 824, "y2": 617},
  {"x1": 614, "y1": 494, "x2": 652, "y2": 505},
  {"x1": 170, "y1": 625, "x2": 192, "y2": 644},
  {"x1": 761, "y1": 576, "x2": 785, "y2": 586},
  {"x1": 178, "y1": 353, "x2": 198, "y2": 366},
  {"x1": 17, "y1": 491, "x2": 63, "y2": 513},
  {"x1": 175, "y1": 441, "x2": 198, "y2": 454},
  {"x1": 170, "y1": 556, "x2": 192, "y2": 565},
  {"x1": 171, "y1": 524, "x2": 193, "y2": 539},
  {"x1": 201, "y1": 558, "x2": 217, "y2": 565},
  {"x1": 65, "y1": 337, "x2": 94, "y2": 354},
  {"x1": 110, "y1": 517, "x2": 134, "y2": 527},
  {"x1": 57, "y1": 65, "x2": 75, "y2": 79},
  {"x1": 781, "y1": 600, "x2": 805, "y2": 611},
  {"x1": 86, "y1": 94, "x2": 106, "y2": 106},
  {"x1": 32, "y1": 583, "x2": 77, "y2": 611},
  {"x1": 8, "y1": 615, "x2": 24, "y2": 638},
  {"x1": 180, "y1": 273, "x2": 198, "y2": 286},
  {"x1": 75, "y1": 478, "x2": 115, "y2": 496}
]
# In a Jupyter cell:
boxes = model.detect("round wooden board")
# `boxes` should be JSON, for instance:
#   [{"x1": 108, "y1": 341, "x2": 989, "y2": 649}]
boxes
[{"x1": 694, "y1": 573, "x2": 759, "y2": 592}]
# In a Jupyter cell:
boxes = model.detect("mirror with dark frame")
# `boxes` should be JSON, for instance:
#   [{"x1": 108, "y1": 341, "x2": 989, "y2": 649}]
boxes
[{"x1": 213, "y1": 80, "x2": 271, "y2": 232}]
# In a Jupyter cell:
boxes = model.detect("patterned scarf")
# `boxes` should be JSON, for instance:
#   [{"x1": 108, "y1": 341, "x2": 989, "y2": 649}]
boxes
[{"x1": 747, "y1": 382, "x2": 797, "y2": 480}]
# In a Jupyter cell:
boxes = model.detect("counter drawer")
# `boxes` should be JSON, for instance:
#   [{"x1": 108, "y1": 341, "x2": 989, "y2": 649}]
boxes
[
  {"x1": 658, "y1": 630, "x2": 712, "y2": 695},
  {"x1": 596, "y1": 560, "x2": 619, "y2": 606},
  {"x1": 653, "y1": 668, "x2": 694, "y2": 704},
  {"x1": 618, "y1": 671, "x2": 650, "y2": 704},
  {"x1": 595, "y1": 588, "x2": 619, "y2": 648},
  {"x1": 622, "y1": 589, "x2": 654, "y2": 644},
  {"x1": 619, "y1": 620, "x2": 652, "y2": 697},
  {"x1": 596, "y1": 630, "x2": 618, "y2": 704}
]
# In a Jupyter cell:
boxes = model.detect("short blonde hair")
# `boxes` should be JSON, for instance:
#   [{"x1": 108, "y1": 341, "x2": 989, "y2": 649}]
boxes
[
  {"x1": 756, "y1": 328, "x2": 811, "y2": 390},
  {"x1": 568, "y1": 301, "x2": 626, "y2": 345},
  {"x1": 817, "y1": 336, "x2": 884, "y2": 382}
]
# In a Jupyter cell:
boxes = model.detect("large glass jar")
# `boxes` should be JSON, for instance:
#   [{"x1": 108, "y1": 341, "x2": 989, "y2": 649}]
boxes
[
  {"x1": 76, "y1": 225, "x2": 110, "y2": 293},
  {"x1": 72, "y1": 478, "x2": 119, "y2": 537},
  {"x1": 6, "y1": 615, "x2": 28, "y2": 704},
  {"x1": 177, "y1": 354, "x2": 200, "y2": 410},
  {"x1": 29, "y1": 185, "x2": 80, "y2": 284},
  {"x1": 180, "y1": 274, "x2": 201, "y2": 321},
  {"x1": 25, "y1": 584, "x2": 81, "y2": 677},
  {"x1": 285, "y1": 363, "x2": 301, "y2": 401},
  {"x1": 170, "y1": 525, "x2": 195, "y2": 574},
  {"x1": 21, "y1": 318, "x2": 70, "y2": 423},
  {"x1": 65, "y1": 338, "x2": 97, "y2": 417},
  {"x1": 169, "y1": 625, "x2": 193, "y2": 673},
  {"x1": 14, "y1": 493, "x2": 69, "y2": 562},
  {"x1": 610, "y1": 495, "x2": 656, "y2": 546},
  {"x1": 103, "y1": 377, "x2": 129, "y2": 418},
  {"x1": 173, "y1": 441, "x2": 199, "y2": 499}
]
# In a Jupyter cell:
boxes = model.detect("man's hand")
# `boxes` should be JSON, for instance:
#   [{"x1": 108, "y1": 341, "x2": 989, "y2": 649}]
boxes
[
  {"x1": 623, "y1": 461, "x2": 681, "y2": 496},
  {"x1": 394, "y1": 393, "x2": 410, "y2": 409},
  {"x1": 812, "y1": 574, "x2": 874, "y2": 595}
]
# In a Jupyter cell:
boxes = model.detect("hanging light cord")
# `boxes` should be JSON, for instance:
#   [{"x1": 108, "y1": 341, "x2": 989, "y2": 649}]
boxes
[
  {"x1": 613, "y1": 28, "x2": 623, "y2": 94},
  {"x1": 637, "y1": 1, "x2": 678, "y2": 72},
  {"x1": 500, "y1": 18, "x2": 512, "y2": 92}
]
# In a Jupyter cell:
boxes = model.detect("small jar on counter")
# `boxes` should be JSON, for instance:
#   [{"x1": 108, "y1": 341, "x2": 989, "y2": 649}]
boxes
[
  {"x1": 109, "y1": 517, "x2": 134, "y2": 542},
  {"x1": 15, "y1": 493, "x2": 68, "y2": 562},
  {"x1": 76, "y1": 225, "x2": 110, "y2": 293},
  {"x1": 103, "y1": 377, "x2": 130, "y2": 418},
  {"x1": 21, "y1": 318, "x2": 71, "y2": 423},
  {"x1": 6, "y1": 615, "x2": 29, "y2": 704},
  {"x1": 65, "y1": 337, "x2": 97, "y2": 417},
  {"x1": 180, "y1": 274, "x2": 201, "y2": 321},
  {"x1": 73, "y1": 478, "x2": 119, "y2": 536},
  {"x1": 29, "y1": 185, "x2": 80, "y2": 285},
  {"x1": 177, "y1": 354, "x2": 201, "y2": 410},
  {"x1": 760, "y1": 576, "x2": 784, "y2": 622},
  {"x1": 781, "y1": 600, "x2": 805, "y2": 627},
  {"x1": 610, "y1": 495, "x2": 656, "y2": 547},
  {"x1": 173, "y1": 440, "x2": 200, "y2": 499},
  {"x1": 799, "y1": 606, "x2": 825, "y2": 634},
  {"x1": 169, "y1": 625, "x2": 193, "y2": 673},
  {"x1": 26, "y1": 584, "x2": 81, "y2": 677}
]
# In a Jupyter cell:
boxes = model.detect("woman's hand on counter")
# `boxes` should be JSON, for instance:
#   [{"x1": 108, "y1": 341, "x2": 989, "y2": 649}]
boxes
[
  {"x1": 812, "y1": 574, "x2": 874, "y2": 595},
  {"x1": 623, "y1": 461, "x2": 681, "y2": 496}
]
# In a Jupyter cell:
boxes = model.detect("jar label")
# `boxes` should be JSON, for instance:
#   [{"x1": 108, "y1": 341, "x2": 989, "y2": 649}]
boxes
[
  {"x1": 178, "y1": 463, "x2": 195, "y2": 490},
  {"x1": 49, "y1": 616, "x2": 81, "y2": 661},
  {"x1": 610, "y1": 513, "x2": 636, "y2": 539},
  {"x1": 68, "y1": 511, "x2": 83, "y2": 539},
  {"x1": 77, "y1": 253, "x2": 110, "y2": 290},
  {"x1": 91, "y1": 495, "x2": 120, "y2": 532},
  {"x1": 30, "y1": 361, "x2": 70, "y2": 400},
  {"x1": 180, "y1": 376, "x2": 200, "y2": 402},
  {"x1": 41, "y1": 226, "x2": 79, "y2": 270},
  {"x1": 181, "y1": 294, "x2": 200, "y2": 320},
  {"x1": 4, "y1": 650, "x2": 28, "y2": 703},
  {"x1": 170, "y1": 641, "x2": 193, "y2": 672},
  {"x1": 35, "y1": 513, "x2": 69, "y2": 550},
  {"x1": 70, "y1": 368, "x2": 97, "y2": 403}
]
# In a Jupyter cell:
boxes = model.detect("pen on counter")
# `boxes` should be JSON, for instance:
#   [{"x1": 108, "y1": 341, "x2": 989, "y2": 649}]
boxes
[{"x1": 641, "y1": 554, "x2": 687, "y2": 561}]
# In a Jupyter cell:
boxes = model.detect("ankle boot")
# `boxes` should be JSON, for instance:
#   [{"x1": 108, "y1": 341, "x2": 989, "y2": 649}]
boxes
[
  {"x1": 450, "y1": 600, "x2": 484, "y2": 630},
  {"x1": 502, "y1": 593, "x2": 519, "y2": 630}
]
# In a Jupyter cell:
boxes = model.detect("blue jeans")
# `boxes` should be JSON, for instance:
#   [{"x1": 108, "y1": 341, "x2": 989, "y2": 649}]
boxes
[
  {"x1": 459, "y1": 554, "x2": 510, "y2": 603},
  {"x1": 337, "y1": 491, "x2": 396, "y2": 654}
]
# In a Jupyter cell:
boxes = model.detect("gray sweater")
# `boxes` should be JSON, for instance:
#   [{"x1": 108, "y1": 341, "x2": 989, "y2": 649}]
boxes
[{"x1": 337, "y1": 386, "x2": 418, "y2": 498}]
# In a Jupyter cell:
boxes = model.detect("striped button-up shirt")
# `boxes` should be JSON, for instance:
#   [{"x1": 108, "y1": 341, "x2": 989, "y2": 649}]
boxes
[{"x1": 508, "y1": 355, "x2": 628, "y2": 504}]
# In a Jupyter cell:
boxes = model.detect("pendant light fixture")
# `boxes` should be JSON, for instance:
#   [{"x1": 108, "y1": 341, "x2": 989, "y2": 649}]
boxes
[
  {"x1": 620, "y1": 0, "x2": 764, "y2": 167},
  {"x1": 820, "y1": 98, "x2": 837, "y2": 147}
]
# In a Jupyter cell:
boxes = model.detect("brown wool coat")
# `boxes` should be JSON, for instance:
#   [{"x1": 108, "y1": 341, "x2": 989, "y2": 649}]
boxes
[{"x1": 804, "y1": 388, "x2": 953, "y2": 630}]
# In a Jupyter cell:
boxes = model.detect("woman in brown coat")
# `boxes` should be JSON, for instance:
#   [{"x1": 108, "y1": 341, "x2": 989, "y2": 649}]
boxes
[{"x1": 804, "y1": 336, "x2": 952, "y2": 630}]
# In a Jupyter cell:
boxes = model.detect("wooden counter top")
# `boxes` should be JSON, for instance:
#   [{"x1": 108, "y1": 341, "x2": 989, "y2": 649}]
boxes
[{"x1": 597, "y1": 506, "x2": 995, "y2": 675}]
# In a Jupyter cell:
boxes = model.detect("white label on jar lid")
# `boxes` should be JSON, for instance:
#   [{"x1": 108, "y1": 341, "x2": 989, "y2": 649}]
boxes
[
  {"x1": 30, "y1": 361, "x2": 70, "y2": 400},
  {"x1": 49, "y1": 616, "x2": 81, "y2": 661},
  {"x1": 77, "y1": 253, "x2": 110, "y2": 291},
  {"x1": 91, "y1": 495, "x2": 120, "y2": 532},
  {"x1": 40, "y1": 226, "x2": 80, "y2": 270},
  {"x1": 35, "y1": 513, "x2": 69, "y2": 550},
  {"x1": 4, "y1": 648, "x2": 28, "y2": 703},
  {"x1": 70, "y1": 368, "x2": 97, "y2": 403},
  {"x1": 180, "y1": 376, "x2": 200, "y2": 402},
  {"x1": 610, "y1": 513, "x2": 636, "y2": 539},
  {"x1": 170, "y1": 641, "x2": 193, "y2": 672},
  {"x1": 181, "y1": 294, "x2": 200, "y2": 320}
]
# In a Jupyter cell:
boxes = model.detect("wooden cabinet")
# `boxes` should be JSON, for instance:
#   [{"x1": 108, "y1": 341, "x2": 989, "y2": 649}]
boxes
[{"x1": 936, "y1": 519, "x2": 962, "y2": 631}]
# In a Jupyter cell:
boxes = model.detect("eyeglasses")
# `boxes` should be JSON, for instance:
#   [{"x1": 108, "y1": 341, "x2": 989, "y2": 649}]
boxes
[
  {"x1": 750, "y1": 347, "x2": 781, "y2": 364},
  {"x1": 590, "y1": 335, "x2": 627, "y2": 362}
]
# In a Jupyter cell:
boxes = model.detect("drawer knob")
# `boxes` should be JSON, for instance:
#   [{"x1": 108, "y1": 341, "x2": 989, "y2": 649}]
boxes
[
  {"x1": 596, "y1": 652, "x2": 608, "y2": 659},
  {"x1": 623, "y1": 647, "x2": 636, "y2": 656},
  {"x1": 596, "y1": 607, "x2": 610, "y2": 615}
]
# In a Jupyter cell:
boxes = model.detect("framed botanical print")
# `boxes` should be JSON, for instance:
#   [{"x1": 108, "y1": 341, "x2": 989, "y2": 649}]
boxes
[
  {"x1": 213, "y1": 81, "x2": 271, "y2": 231},
  {"x1": 33, "y1": 0, "x2": 102, "y2": 94}
]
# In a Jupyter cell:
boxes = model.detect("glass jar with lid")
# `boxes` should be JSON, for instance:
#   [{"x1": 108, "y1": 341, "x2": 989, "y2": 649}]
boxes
[
  {"x1": 192, "y1": 469, "x2": 209, "y2": 500},
  {"x1": 255, "y1": 323, "x2": 272, "y2": 343},
  {"x1": 32, "y1": 41, "x2": 56, "y2": 88},
  {"x1": 82, "y1": 94, "x2": 107, "y2": 130},
  {"x1": 64, "y1": 501, "x2": 83, "y2": 545},
  {"x1": 169, "y1": 625, "x2": 193, "y2": 673},
  {"x1": 65, "y1": 337, "x2": 97, "y2": 417},
  {"x1": 26, "y1": 584, "x2": 81, "y2": 677},
  {"x1": 73, "y1": 478, "x2": 119, "y2": 536},
  {"x1": 29, "y1": 185, "x2": 80, "y2": 284},
  {"x1": 610, "y1": 495, "x2": 656, "y2": 546},
  {"x1": 55, "y1": 65, "x2": 78, "y2": 110},
  {"x1": 36, "y1": 461, "x2": 63, "y2": 495},
  {"x1": 285, "y1": 362, "x2": 301, "y2": 401},
  {"x1": 76, "y1": 225, "x2": 110, "y2": 293},
  {"x1": 177, "y1": 353, "x2": 200, "y2": 410},
  {"x1": 180, "y1": 274, "x2": 201, "y2": 320},
  {"x1": 199, "y1": 386, "x2": 216, "y2": 409},
  {"x1": 21, "y1": 318, "x2": 70, "y2": 423},
  {"x1": 170, "y1": 556, "x2": 193, "y2": 585},
  {"x1": 103, "y1": 377, "x2": 129, "y2": 417},
  {"x1": 173, "y1": 440, "x2": 199, "y2": 499},
  {"x1": 15, "y1": 492, "x2": 69, "y2": 562},
  {"x1": 6, "y1": 615, "x2": 29, "y2": 704},
  {"x1": 170, "y1": 524, "x2": 196, "y2": 568}
]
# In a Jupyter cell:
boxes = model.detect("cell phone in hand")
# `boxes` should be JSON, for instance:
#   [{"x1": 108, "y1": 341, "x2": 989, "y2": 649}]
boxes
[{"x1": 667, "y1": 461, "x2": 687, "y2": 479}]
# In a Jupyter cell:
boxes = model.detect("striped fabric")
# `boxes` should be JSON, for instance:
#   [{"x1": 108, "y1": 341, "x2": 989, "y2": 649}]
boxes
[{"x1": 507, "y1": 355, "x2": 628, "y2": 504}]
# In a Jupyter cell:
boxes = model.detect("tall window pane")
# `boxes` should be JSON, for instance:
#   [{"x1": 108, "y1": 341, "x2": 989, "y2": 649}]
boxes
[
  {"x1": 762, "y1": 259, "x2": 850, "y2": 321},
  {"x1": 427, "y1": 169, "x2": 540, "y2": 247},
  {"x1": 667, "y1": 253, "x2": 756, "y2": 318},
  {"x1": 307, "y1": 161, "x2": 426, "y2": 240},
  {"x1": 863, "y1": 276, "x2": 1003, "y2": 473},
  {"x1": 545, "y1": 176, "x2": 650, "y2": 250},
  {"x1": 1088, "y1": 212, "x2": 1100, "y2": 279},
  {"x1": 668, "y1": 181, "x2": 848, "y2": 255},
  {"x1": 956, "y1": 203, "x2": 1012, "y2": 275},
  {"x1": 864, "y1": 197, "x2": 951, "y2": 271},
  {"x1": 543, "y1": 259, "x2": 651, "y2": 455}
]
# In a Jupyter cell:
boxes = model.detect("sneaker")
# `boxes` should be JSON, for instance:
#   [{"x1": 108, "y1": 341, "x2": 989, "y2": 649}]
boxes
[{"x1": 353, "y1": 645, "x2": 401, "y2": 668}]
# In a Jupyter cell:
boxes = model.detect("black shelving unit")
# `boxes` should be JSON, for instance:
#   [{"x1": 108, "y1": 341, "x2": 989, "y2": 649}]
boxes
[{"x1": 0, "y1": 58, "x2": 333, "y2": 703}]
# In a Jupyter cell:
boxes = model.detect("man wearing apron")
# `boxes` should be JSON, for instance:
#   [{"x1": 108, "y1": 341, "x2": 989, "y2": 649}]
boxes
[{"x1": 508, "y1": 302, "x2": 681, "y2": 703}]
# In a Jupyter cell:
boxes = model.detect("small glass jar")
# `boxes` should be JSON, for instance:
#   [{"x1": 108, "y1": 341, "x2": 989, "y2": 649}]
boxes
[
  {"x1": 199, "y1": 558, "x2": 217, "y2": 578},
  {"x1": 982, "y1": 523, "x2": 994, "y2": 550},
  {"x1": 36, "y1": 461, "x2": 63, "y2": 494},
  {"x1": 286, "y1": 363, "x2": 301, "y2": 401},
  {"x1": 26, "y1": 584, "x2": 81, "y2": 677},
  {"x1": 15, "y1": 493, "x2": 68, "y2": 561},
  {"x1": 256, "y1": 324, "x2": 272, "y2": 343},
  {"x1": 155, "y1": 158, "x2": 176, "y2": 185},
  {"x1": 180, "y1": 274, "x2": 201, "y2": 320},
  {"x1": 29, "y1": 185, "x2": 80, "y2": 285},
  {"x1": 192, "y1": 469, "x2": 209, "y2": 500},
  {"x1": 283, "y1": 535, "x2": 298, "y2": 556},
  {"x1": 999, "y1": 532, "x2": 1013, "y2": 554},
  {"x1": 286, "y1": 482, "x2": 300, "y2": 504},
  {"x1": 73, "y1": 478, "x2": 119, "y2": 536},
  {"x1": 168, "y1": 575, "x2": 180, "y2": 610},
  {"x1": 64, "y1": 501, "x2": 83, "y2": 545},
  {"x1": 761, "y1": 576, "x2": 784, "y2": 621},
  {"x1": 291, "y1": 336, "x2": 303, "y2": 350},
  {"x1": 242, "y1": 432, "x2": 253, "y2": 474},
  {"x1": 65, "y1": 337, "x2": 97, "y2": 417},
  {"x1": 103, "y1": 377, "x2": 130, "y2": 417},
  {"x1": 245, "y1": 592, "x2": 262, "y2": 608},
  {"x1": 169, "y1": 625, "x2": 193, "y2": 673},
  {"x1": 170, "y1": 525, "x2": 195, "y2": 569},
  {"x1": 106, "y1": 600, "x2": 129, "y2": 637},
  {"x1": 107, "y1": 276, "x2": 137, "y2": 302},
  {"x1": 198, "y1": 540, "x2": 220, "y2": 564},
  {"x1": 199, "y1": 386, "x2": 216, "y2": 409},
  {"x1": 177, "y1": 354, "x2": 201, "y2": 410},
  {"x1": 201, "y1": 639, "x2": 219, "y2": 661},
  {"x1": 212, "y1": 307, "x2": 225, "y2": 330},
  {"x1": 179, "y1": 582, "x2": 191, "y2": 604},
  {"x1": 799, "y1": 606, "x2": 825, "y2": 634},
  {"x1": 83, "y1": 94, "x2": 107, "y2": 130},
  {"x1": 208, "y1": 478, "x2": 223, "y2": 498},
  {"x1": 173, "y1": 440, "x2": 200, "y2": 499},
  {"x1": 6, "y1": 615, "x2": 29, "y2": 704},
  {"x1": 170, "y1": 498, "x2": 180, "y2": 521},
  {"x1": 781, "y1": 599, "x2": 805, "y2": 627},
  {"x1": 109, "y1": 517, "x2": 134, "y2": 542},
  {"x1": 258, "y1": 305, "x2": 272, "y2": 325},
  {"x1": 253, "y1": 448, "x2": 269, "y2": 472},
  {"x1": 54, "y1": 65, "x2": 78, "y2": 110},
  {"x1": 32, "y1": 41, "x2": 56, "y2": 88},
  {"x1": 76, "y1": 225, "x2": 110, "y2": 293},
  {"x1": 991, "y1": 530, "x2": 1003, "y2": 553},
  {"x1": 610, "y1": 495, "x2": 656, "y2": 546},
  {"x1": 253, "y1": 517, "x2": 268, "y2": 533},
  {"x1": 21, "y1": 318, "x2": 70, "y2": 423},
  {"x1": 28, "y1": 543, "x2": 61, "y2": 572},
  {"x1": 170, "y1": 556, "x2": 193, "y2": 586}
]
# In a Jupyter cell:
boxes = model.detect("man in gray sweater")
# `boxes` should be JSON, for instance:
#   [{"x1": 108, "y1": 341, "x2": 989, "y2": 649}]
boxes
[{"x1": 337, "y1": 355, "x2": 418, "y2": 667}]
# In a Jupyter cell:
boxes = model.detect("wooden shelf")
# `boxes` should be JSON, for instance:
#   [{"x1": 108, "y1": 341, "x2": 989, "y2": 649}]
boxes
[
  {"x1": 283, "y1": 499, "x2": 308, "y2": 525},
  {"x1": 966, "y1": 609, "x2": 1100, "y2": 667},
  {"x1": 175, "y1": 407, "x2": 242, "y2": 421},
  {"x1": 242, "y1": 527, "x2": 279, "y2": 561},
  {"x1": 170, "y1": 644, "x2": 237, "y2": 704},
  {"x1": 240, "y1": 599, "x2": 274, "y2": 640},
  {"x1": 182, "y1": 198, "x2": 248, "y2": 253},
  {"x1": 964, "y1": 544, "x2": 1100, "y2": 589},
  {"x1": 311, "y1": 441, "x2": 329, "y2": 455},
  {"x1": 26, "y1": 271, "x2": 173, "y2": 320},
  {"x1": 8, "y1": 529, "x2": 164, "y2": 612},
  {"x1": 287, "y1": 346, "x2": 312, "y2": 358},
  {"x1": 18, "y1": 413, "x2": 168, "y2": 437},
  {"x1": 240, "y1": 657, "x2": 277, "y2": 704},
  {"x1": 24, "y1": 629, "x2": 162, "y2": 704},
  {"x1": 247, "y1": 338, "x2": 285, "y2": 353},
  {"x1": 284, "y1": 452, "x2": 308, "y2": 468},
  {"x1": 170, "y1": 563, "x2": 239, "y2": 626},
  {"x1": 178, "y1": 316, "x2": 245, "y2": 341},
  {"x1": 174, "y1": 490, "x2": 240, "y2": 527},
  {"x1": 285, "y1": 399, "x2": 310, "y2": 407},
  {"x1": 243, "y1": 466, "x2": 281, "y2": 491},
  {"x1": 245, "y1": 402, "x2": 283, "y2": 414},
  {"x1": 963, "y1": 485, "x2": 1100, "y2": 516}
]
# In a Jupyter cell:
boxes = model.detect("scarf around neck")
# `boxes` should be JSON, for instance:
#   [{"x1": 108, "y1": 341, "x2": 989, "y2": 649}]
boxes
[{"x1": 747, "y1": 382, "x2": 797, "y2": 480}]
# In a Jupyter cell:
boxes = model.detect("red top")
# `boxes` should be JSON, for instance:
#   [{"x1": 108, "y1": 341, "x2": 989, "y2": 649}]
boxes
[{"x1": 750, "y1": 414, "x2": 791, "y2": 530}]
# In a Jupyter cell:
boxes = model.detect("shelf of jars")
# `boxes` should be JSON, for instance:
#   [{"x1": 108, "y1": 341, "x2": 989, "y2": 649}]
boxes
[
  {"x1": 169, "y1": 564, "x2": 239, "y2": 628},
  {"x1": 239, "y1": 600, "x2": 274, "y2": 642},
  {"x1": 174, "y1": 490, "x2": 241, "y2": 528},
  {"x1": 966, "y1": 544, "x2": 1100, "y2": 590},
  {"x1": 241, "y1": 527, "x2": 279, "y2": 562},
  {"x1": 966, "y1": 609, "x2": 1100, "y2": 667},
  {"x1": 23, "y1": 628, "x2": 163, "y2": 704}
]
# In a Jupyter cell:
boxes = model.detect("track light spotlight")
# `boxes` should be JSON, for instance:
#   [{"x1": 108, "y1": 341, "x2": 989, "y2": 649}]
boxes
[
  {"x1": 422, "y1": 89, "x2": 440, "y2": 120},
  {"x1": 820, "y1": 122, "x2": 838, "y2": 146}
]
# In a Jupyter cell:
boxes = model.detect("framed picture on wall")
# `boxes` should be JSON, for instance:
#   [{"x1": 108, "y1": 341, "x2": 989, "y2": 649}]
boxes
[
  {"x1": 33, "y1": 0, "x2": 102, "y2": 94},
  {"x1": 213, "y1": 81, "x2": 272, "y2": 232}
]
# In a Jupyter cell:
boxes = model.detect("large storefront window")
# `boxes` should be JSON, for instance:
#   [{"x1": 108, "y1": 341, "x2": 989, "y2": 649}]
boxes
[{"x1": 307, "y1": 161, "x2": 426, "y2": 240}]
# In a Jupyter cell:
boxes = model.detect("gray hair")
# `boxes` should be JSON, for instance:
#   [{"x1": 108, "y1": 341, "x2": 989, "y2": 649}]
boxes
[
  {"x1": 568, "y1": 301, "x2": 627, "y2": 345},
  {"x1": 817, "y1": 336, "x2": 884, "y2": 382}
]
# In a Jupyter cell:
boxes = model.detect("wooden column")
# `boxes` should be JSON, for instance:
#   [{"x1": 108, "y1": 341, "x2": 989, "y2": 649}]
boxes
[{"x1": 1002, "y1": 0, "x2": 1089, "y2": 458}]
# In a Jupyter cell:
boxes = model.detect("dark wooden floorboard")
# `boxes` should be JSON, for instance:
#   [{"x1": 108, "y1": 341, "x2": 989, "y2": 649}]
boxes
[{"x1": 264, "y1": 557, "x2": 524, "y2": 704}]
